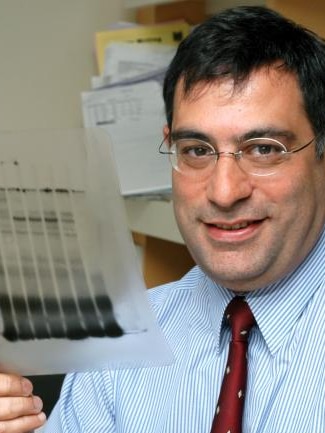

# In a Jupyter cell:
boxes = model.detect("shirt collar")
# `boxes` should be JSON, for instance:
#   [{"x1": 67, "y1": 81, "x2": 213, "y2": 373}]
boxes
[
  {"x1": 202, "y1": 226, "x2": 325, "y2": 356},
  {"x1": 201, "y1": 274, "x2": 232, "y2": 354},
  {"x1": 246, "y1": 227, "x2": 325, "y2": 355}
]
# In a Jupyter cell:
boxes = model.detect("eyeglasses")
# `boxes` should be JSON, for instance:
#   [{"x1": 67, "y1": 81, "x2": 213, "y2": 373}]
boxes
[{"x1": 159, "y1": 136, "x2": 315, "y2": 177}]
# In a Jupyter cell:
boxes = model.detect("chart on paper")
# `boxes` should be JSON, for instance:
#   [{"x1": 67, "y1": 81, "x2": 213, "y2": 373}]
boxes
[
  {"x1": 0, "y1": 128, "x2": 173, "y2": 374},
  {"x1": 0, "y1": 181, "x2": 124, "y2": 342}
]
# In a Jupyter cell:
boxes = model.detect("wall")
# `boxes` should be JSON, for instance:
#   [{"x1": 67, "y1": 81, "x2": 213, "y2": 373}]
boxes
[
  {"x1": 0, "y1": 0, "x2": 134, "y2": 131},
  {"x1": 206, "y1": 0, "x2": 265, "y2": 15},
  {"x1": 269, "y1": 0, "x2": 325, "y2": 36},
  {"x1": 206, "y1": 0, "x2": 325, "y2": 36}
]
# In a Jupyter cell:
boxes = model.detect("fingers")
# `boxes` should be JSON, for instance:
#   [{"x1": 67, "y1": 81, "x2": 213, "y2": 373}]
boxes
[
  {"x1": 0, "y1": 374, "x2": 47, "y2": 433},
  {"x1": 0, "y1": 412, "x2": 46, "y2": 433},
  {"x1": 0, "y1": 395, "x2": 42, "y2": 420},
  {"x1": 0, "y1": 375, "x2": 33, "y2": 398}
]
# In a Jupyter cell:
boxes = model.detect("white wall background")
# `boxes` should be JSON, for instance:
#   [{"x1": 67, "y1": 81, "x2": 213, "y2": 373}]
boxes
[{"x1": 0, "y1": 0, "x2": 134, "y2": 131}]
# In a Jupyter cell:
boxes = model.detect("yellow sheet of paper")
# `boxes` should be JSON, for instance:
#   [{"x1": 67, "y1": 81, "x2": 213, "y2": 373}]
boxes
[{"x1": 95, "y1": 21, "x2": 190, "y2": 75}]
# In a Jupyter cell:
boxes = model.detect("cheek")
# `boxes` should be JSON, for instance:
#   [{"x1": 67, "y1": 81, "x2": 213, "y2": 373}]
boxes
[
  {"x1": 268, "y1": 168, "x2": 322, "y2": 232},
  {"x1": 172, "y1": 174, "x2": 202, "y2": 227},
  {"x1": 264, "y1": 177, "x2": 303, "y2": 221},
  {"x1": 172, "y1": 172, "x2": 206, "y2": 202}
]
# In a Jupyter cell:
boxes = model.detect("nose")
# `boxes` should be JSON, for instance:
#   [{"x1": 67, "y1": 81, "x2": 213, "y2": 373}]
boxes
[{"x1": 206, "y1": 154, "x2": 253, "y2": 208}]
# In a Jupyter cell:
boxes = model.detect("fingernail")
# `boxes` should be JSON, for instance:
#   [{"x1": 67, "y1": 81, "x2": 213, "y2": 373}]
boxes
[
  {"x1": 38, "y1": 412, "x2": 47, "y2": 422},
  {"x1": 33, "y1": 395, "x2": 43, "y2": 411},
  {"x1": 21, "y1": 378, "x2": 33, "y2": 396}
]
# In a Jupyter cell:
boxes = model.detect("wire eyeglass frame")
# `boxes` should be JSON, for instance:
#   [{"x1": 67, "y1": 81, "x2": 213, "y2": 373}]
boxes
[{"x1": 159, "y1": 135, "x2": 315, "y2": 177}]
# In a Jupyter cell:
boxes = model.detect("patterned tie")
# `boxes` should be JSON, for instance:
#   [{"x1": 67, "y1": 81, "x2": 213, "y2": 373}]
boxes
[{"x1": 210, "y1": 296, "x2": 256, "y2": 433}]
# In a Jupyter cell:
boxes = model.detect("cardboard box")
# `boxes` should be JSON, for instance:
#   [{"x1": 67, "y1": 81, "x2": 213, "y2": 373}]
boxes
[{"x1": 136, "y1": 0, "x2": 206, "y2": 24}]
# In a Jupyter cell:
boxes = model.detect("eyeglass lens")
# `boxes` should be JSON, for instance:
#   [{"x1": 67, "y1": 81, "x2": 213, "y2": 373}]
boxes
[{"x1": 165, "y1": 138, "x2": 289, "y2": 177}]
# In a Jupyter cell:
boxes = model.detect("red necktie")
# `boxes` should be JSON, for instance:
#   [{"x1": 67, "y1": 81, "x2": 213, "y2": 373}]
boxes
[{"x1": 210, "y1": 297, "x2": 256, "y2": 433}]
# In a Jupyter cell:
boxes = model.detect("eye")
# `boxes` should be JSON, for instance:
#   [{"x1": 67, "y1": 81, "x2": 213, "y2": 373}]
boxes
[
  {"x1": 242, "y1": 138, "x2": 286, "y2": 158},
  {"x1": 184, "y1": 146, "x2": 213, "y2": 157},
  {"x1": 176, "y1": 140, "x2": 215, "y2": 158}
]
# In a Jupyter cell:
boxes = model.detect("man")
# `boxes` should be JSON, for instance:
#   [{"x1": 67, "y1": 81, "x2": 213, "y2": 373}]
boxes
[{"x1": 1, "y1": 5, "x2": 325, "y2": 432}]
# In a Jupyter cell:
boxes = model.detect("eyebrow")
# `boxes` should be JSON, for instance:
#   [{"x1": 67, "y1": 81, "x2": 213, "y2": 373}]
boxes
[
  {"x1": 241, "y1": 127, "x2": 296, "y2": 142},
  {"x1": 170, "y1": 129, "x2": 212, "y2": 143},
  {"x1": 171, "y1": 127, "x2": 297, "y2": 144}
]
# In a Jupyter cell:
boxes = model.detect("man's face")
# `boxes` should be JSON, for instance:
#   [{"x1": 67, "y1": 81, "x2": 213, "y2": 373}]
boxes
[{"x1": 168, "y1": 67, "x2": 325, "y2": 291}]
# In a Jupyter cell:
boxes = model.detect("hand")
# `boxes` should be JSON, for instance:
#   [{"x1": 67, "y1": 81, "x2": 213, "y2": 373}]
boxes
[{"x1": 0, "y1": 373, "x2": 46, "y2": 433}]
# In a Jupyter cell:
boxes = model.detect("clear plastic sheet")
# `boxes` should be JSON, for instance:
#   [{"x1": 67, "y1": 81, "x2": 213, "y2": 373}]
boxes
[{"x1": 0, "y1": 128, "x2": 173, "y2": 374}]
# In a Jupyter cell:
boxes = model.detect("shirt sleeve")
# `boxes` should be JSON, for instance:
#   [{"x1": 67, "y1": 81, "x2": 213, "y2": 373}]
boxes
[{"x1": 44, "y1": 370, "x2": 116, "y2": 433}]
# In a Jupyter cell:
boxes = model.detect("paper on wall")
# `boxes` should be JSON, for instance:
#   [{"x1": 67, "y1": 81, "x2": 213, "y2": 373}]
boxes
[
  {"x1": 81, "y1": 80, "x2": 172, "y2": 196},
  {"x1": 102, "y1": 42, "x2": 177, "y2": 85},
  {"x1": 95, "y1": 20, "x2": 190, "y2": 75}
]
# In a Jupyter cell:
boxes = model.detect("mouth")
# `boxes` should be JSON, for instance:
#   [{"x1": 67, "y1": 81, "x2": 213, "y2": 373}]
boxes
[
  {"x1": 211, "y1": 221, "x2": 253, "y2": 231},
  {"x1": 204, "y1": 219, "x2": 265, "y2": 240}
]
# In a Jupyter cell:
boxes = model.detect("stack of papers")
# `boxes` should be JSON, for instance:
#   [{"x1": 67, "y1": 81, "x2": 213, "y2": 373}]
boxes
[
  {"x1": 82, "y1": 80, "x2": 172, "y2": 196},
  {"x1": 81, "y1": 21, "x2": 191, "y2": 197},
  {"x1": 94, "y1": 20, "x2": 190, "y2": 75}
]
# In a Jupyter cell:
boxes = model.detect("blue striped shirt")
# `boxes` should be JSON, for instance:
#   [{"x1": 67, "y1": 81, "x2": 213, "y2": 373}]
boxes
[{"x1": 45, "y1": 227, "x2": 325, "y2": 433}]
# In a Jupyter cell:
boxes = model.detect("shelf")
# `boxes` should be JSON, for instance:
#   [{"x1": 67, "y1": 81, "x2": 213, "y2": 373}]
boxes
[{"x1": 125, "y1": 197, "x2": 184, "y2": 244}]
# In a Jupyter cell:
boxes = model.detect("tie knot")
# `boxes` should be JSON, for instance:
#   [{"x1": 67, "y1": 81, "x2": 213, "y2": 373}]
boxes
[{"x1": 225, "y1": 297, "x2": 256, "y2": 342}]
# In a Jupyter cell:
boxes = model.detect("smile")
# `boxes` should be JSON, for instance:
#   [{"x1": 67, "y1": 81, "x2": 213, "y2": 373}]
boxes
[
  {"x1": 214, "y1": 222, "x2": 251, "y2": 230},
  {"x1": 205, "y1": 219, "x2": 265, "y2": 243}
]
